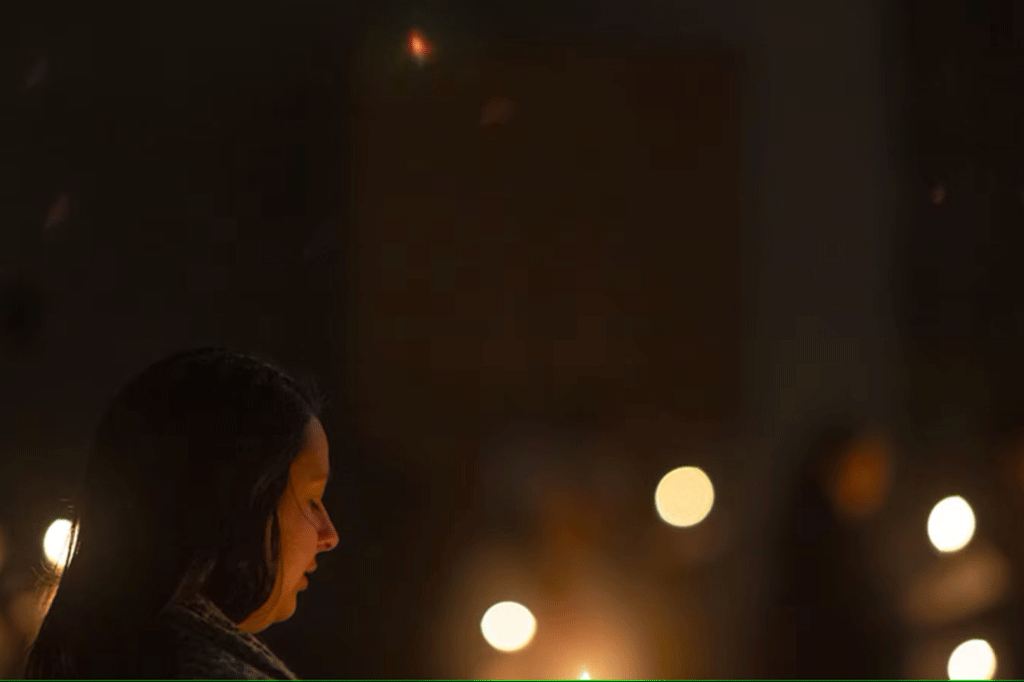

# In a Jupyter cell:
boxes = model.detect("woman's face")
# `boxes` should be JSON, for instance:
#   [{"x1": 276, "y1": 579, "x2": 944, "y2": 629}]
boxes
[{"x1": 238, "y1": 417, "x2": 339, "y2": 633}]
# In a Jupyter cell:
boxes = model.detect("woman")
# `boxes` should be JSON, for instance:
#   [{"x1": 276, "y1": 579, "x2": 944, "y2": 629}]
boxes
[{"x1": 24, "y1": 348, "x2": 339, "y2": 678}]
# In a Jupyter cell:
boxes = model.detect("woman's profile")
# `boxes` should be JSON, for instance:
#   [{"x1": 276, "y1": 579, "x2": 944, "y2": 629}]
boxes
[{"x1": 24, "y1": 348, "x2": 339, "y2": 679}]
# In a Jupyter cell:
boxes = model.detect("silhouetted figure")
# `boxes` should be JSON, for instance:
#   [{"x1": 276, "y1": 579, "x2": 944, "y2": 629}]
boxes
[{"x1": 758, "y1": 421, "x2": 902, "y2": 678}]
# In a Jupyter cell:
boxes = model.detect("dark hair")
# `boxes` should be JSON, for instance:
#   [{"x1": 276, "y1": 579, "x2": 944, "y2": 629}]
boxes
[{"x1": 24, "y1": 348, "x2": 322, "y2": 678}]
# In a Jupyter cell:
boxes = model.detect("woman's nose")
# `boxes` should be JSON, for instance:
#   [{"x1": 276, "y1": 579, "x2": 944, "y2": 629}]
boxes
[{"x1": 318, "y1": 515, "x2": 339, "y2": 552}]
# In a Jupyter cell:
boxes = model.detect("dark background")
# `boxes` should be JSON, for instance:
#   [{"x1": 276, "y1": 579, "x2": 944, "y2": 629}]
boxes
[{"x1": 2, "y1": 0, "x2": 1024, "y2": 677}]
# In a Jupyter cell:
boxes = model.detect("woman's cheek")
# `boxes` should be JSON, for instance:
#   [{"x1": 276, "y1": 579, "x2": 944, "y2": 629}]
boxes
[{"x1": 280, "y1": 508, "x2": 319, "y2": 573}]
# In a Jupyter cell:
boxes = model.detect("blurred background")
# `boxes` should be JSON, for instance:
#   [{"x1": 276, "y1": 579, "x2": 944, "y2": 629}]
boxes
[{"x1": 2, "y1": 0, "x2": 1024, "y2": 678}]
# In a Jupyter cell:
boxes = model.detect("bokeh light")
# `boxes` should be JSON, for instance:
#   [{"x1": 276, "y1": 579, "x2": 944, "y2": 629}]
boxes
[
  {"x1": 900, "y1": 546, "x2": 1010, "y2": 627},
  {"x1": 927, "y1": 496, "x2": 976, "y2": 553},
  {"x1": 480, "y1": 601, "x2": 536, "y2": 652},
  {"x1": 947, "y1": 639, "x2": 996, "y2": 680},
  {"x1": 43, "y1": 518, "x2": 73, "y2": 570},
  {"x1": 407, "y1": 29, "x2": 431, "y2": 61},
  {"x1": 578, "y1": 670, "x2": 591, "y2": 679},
  {"x1": 830, "y1": 434, "x2": 892, "y2": 519},
  {"x1": 655, "y1": 466, "x2": 715, "y2": 527}
]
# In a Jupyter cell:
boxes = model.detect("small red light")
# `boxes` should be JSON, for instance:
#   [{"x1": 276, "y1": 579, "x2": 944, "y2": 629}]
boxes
[{"x1": 408, "y1": 29, "x2": 431, "y2": 59}]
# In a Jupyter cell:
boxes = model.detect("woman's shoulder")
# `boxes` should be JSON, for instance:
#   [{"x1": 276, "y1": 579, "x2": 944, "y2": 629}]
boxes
[{"x1": 163, "y1": 595, "x2": 298, "y2": 680}]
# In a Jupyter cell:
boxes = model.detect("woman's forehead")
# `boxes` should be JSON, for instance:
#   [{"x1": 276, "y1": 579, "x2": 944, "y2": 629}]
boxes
[{"x1": 292, "y1": 418, "x2": 330, "y2": 480}]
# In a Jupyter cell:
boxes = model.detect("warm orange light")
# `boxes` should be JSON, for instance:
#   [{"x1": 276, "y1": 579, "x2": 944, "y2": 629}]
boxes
[
  {"x1": 408, "y1": 29, "x2": 431, "y2": 60},
  {"x1": 830, "y1": 434, "x2": 892, "y2": 520}
]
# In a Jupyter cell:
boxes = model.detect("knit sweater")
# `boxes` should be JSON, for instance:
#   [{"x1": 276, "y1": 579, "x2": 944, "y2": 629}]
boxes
[{"x1": 163, "y1": 595, "x2": 298, "y2": 679}]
